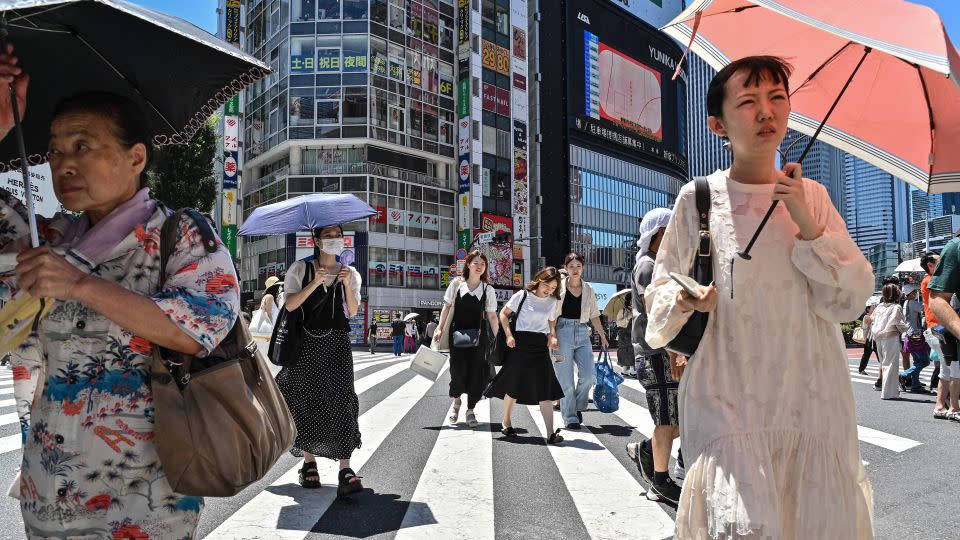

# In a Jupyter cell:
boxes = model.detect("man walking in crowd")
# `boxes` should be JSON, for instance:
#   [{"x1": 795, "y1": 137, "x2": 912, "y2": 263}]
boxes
[
  {"x1": 920, "y1": 252, "x2": 942, "y2": 393},
  {"x1": 927, "y1": 240, "x2": 960, "y2": 421},
  {"x1": 425, "y1": 317, "x2": 439, "y2": 347},
  {"x1": 369, "y1": 320, "x2": 379, "y2": 354},
  {"x1": 625, "y1": 207, "x2": 682, "y2": 504},
  {"x1": 391, "y1": 315, "x2": 406, "y2": 356}
]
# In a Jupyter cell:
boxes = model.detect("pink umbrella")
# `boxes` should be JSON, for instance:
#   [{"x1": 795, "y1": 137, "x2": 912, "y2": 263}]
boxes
[{"x1": 662, "y1": 0, "x2": 960, "y2": 258}]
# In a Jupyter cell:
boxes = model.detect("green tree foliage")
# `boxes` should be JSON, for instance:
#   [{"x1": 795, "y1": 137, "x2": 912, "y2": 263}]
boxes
[{"x1": 147, "y1": 118, "x2": 218, "y2": 212}]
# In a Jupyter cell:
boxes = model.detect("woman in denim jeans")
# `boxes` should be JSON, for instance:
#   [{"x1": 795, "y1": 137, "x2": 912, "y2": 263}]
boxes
[{"x1": 552, "y1": 253, "x2": 609, "y2": 430}]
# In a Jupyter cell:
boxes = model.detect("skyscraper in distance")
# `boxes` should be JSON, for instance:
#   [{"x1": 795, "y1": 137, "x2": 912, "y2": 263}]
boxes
[{"x1": 780, "y1": 130, "x2": 845, "y2": 215}]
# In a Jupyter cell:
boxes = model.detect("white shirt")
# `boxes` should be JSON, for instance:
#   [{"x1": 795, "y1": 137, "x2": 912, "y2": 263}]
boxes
[
  {"x1": 443, "y1": 278, "x2": 497, "y2": 312},
  {"x1": 506, "y1": 290, "x2": 559, "y2": 335},
  {"x1": 284, "y1": 259, "x2": 362, "y2": 306}
]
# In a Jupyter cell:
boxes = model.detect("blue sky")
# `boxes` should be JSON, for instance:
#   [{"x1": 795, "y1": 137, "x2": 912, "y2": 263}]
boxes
[{"x1": 139, "y1": 0, "x2": 959, "y2": 49}]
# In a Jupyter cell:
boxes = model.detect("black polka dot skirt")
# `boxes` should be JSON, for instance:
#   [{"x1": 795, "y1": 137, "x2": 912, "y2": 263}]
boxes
[{"x1": 276, "y1": 328, "x2": 362, "y2": 460}]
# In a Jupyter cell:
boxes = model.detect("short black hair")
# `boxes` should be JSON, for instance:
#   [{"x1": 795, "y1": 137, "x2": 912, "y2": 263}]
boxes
[
  {"x1": 707, "y1": 56, "x2": 794, "y2": 118},
  {"x1": 882, "y1": 274, "x2": 901, "y2": 286},
  {"x1": 921, "y1": 252, "x2": 940, "y2": 275},
  {"x1": 53, "y1": 91, "x2": 153, "y2": 189}
]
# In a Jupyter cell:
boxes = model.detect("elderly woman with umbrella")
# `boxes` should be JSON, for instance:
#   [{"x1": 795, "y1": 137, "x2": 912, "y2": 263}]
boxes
[
  {"x1": 0, "y1": 33, "x2": 264, "y2": 540},
  {"x1": 240, "y1": 194, "x2": 375, "y2": 496}
]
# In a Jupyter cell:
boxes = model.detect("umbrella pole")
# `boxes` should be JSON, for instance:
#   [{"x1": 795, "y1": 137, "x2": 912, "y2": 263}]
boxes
[
  {"x1": 0, "y1": 21, "x2": 39, "y2": 248},
  {"x1": 737, "y1": 47, "x2": 872, "y2": 261}
]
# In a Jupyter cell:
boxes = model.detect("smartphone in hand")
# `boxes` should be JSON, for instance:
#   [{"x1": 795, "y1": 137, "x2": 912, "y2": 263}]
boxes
[{"x1": 669, "y1": 272, "x2": 703, "y2": 298}]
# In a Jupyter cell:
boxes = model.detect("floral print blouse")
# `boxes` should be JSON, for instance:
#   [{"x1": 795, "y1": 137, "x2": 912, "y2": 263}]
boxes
[{"x1": 0, "y1": 189, "x2": 239, "y2": 539}]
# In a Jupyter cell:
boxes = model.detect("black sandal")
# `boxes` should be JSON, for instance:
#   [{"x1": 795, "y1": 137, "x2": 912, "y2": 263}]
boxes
[
  {"x1": 500, "y1": 426, "x2": 517, "y2": 437},
  {"x1": 547, "y1": 429, "x2": 564, "y2": 445},
  {"x1": 337, "y1": 467, "x2": 364, "y2": 497},
  {"x1": 298, "y1": 461, "x2": 320, "y2": 489}
]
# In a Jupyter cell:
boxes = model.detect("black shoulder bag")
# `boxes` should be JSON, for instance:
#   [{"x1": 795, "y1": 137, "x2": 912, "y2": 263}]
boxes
[
  {"x1": 489, "y1": 291, "x2": 527, "y2": 367},
  {"x1": 666, "y1": 178, "x2": 712, "y2": 357},
  {"x1": 451, "y1": 284, "x2": 488, "y2": 348},
  {"x1": 267, "y1": 260, "x2": 315, "y2": 367}
]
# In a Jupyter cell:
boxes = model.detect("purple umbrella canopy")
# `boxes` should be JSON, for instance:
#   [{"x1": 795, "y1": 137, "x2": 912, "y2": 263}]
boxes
[{"x1": 238, "y1": 193, "x2": 377, "y2": 236}]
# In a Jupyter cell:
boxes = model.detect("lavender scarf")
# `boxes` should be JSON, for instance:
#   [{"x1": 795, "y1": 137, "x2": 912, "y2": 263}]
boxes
[{"x1": 60, "y1": 187, "x2": 157, "y2": 266}]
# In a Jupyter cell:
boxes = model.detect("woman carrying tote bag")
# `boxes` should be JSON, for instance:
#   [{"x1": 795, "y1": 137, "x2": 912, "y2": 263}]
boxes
[{"x1": 433, "y1": 250, "x2": 499, "y2": 428}]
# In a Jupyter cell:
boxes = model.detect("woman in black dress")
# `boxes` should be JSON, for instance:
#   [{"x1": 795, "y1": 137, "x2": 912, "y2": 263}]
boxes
[
  {"x1": 433, "y1": 250, "x2": 499, "y2": 427},
  {"x1": 277, "y1": 225, "x2": 365, "y2": 497},
  {"x1": 485, "y1": 267, "x2": 566, "y2": 444}
]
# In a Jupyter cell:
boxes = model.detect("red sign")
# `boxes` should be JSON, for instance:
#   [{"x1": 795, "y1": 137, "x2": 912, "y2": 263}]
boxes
[
  {"x1": 513, "y1": 72, "x2": 526, "y2": 90},
  {"x1": 480, "y1": 213, "x2": 513, "y2": 238},
  {"x1": 449, "y1": 264, "x2": 457, "y2": 277},
  {"x1": 482, "y1": 83, "x2": 497, "y2": 113},
  {"x1": 495, "y1": 88, "x2": 510, "y2": 116},
  {"x1": 370, "y1": 205, "x2": 387, "y2": 224}
]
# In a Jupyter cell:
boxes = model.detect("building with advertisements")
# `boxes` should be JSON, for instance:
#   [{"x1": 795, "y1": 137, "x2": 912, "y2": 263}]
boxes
[
  {"x1": 530, "y1": 0, "x2": 686, "y2": 287},
  {"x1": 228, "y1": 0, "x2": 465, "y2": 343},
  {"x1": 452, "y1": 0, "x2": 532, "y2": 303}
]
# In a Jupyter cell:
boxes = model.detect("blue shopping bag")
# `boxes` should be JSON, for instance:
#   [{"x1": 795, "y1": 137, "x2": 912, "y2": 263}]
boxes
[{"x1": 592, "y1": 348, "x2": 623, "y2": 413}]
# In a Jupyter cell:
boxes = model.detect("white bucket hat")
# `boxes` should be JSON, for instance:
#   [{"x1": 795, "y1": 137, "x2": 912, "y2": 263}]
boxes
[{"x1": 636, "y1": 207, "x2": 673, "y2": 264}]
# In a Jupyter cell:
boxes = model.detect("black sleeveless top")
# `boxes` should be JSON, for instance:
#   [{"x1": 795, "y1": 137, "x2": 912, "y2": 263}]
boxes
[
  {"x1": 452, "y1": 283, "x2": 487, "y2": 331},
  {"x1": 301, "y1": 261, "x2": 351, "y2": 332},
  {"x1": 560, "y1": 289, "x2": 581, "y2": 320}
]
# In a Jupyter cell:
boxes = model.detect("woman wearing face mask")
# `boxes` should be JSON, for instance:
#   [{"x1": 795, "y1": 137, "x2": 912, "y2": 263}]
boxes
[
  {"x1": 553, "y1": 253, "x2": 609, "y2": 430},
  {"x1": 276, "y1": 225, "x2": 365, "y2": 497}
]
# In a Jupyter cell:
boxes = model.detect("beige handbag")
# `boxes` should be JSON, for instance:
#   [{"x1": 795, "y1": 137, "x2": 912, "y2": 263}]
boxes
[{"x1": 151, "y1": 209, "x2": 297, "y2": 497}]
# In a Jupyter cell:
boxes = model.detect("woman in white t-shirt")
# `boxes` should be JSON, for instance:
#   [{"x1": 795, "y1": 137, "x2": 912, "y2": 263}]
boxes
[{"x1": 484, "y1": 267, "x2": 566, "y2": 444}]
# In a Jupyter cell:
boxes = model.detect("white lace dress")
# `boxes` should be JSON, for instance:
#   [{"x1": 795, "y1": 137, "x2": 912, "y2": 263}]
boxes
[{"x1": 645, "y1": 170, "x2": 875, "y2": 539}]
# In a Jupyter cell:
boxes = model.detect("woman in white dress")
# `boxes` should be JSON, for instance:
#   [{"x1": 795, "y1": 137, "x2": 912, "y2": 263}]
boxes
[{"x1": 645, "y1": 56, "x2": 875, "y2": 538}]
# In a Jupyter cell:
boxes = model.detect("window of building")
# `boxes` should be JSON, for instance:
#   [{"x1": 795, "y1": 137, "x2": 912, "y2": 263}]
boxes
[
  {"x1": 406, "y1": 251, "x2": 423, "y2": 288},
  {"x1": 407, "y1": 200, "x2": 422, "y2": 238},
  {"x1": 289, "y1": 88, "x2": 315, "y2": 126},
  {"x1": 342, "y1": 35, "x2": 368, "y2": 72},
  {"x1": 292, "y1": 0, "x2": 315, "y2": 21},
  {"x1": 342, "y1": 87, "x2": 367, "y2": 124},
  {"x1": 290, "y1": 36, "x2": 315, "y2": 73},
  {"x1": 495, "y1": 4, "x2": 509, "y2": 35},
  {"x1": 369, "y1": 247, "x2": 387, "y2": 286},
  {"x1": 316, "y1": 99, "x2": 340, "y2": 124},
  {"x1": 439, "y1": 121, "x2": 453, "y2": 146},
  {"x1": 423, "y1": 8, "x2": 439, "y2": 44},
  {"x1": 389, "y1": 3, "x2": 406, "y2": 32},
  {"x1": 423, "y1": 105, "x2": 438, "y2": 141},
  {"x1": 423, "y1": 253, "x2": 439, "y2": 289},
  {"x1": 371, "y1": 0, "x2": 388, "y2": 25},
  {"x1": 316, "y1": 35, "x2": 342, "y2": 72},
  {"x1": 407, "y1": 50, "x2": 423, "y2": 87},
  {"x1": 370, "y1": 36, "x2": 388, "y2": 77},
  {"x1": 388, "y1": 43, "x2": 406, "y2": 81},
  {"x1": 343, "y1": 0, "x2": 368, "y2": 19},
  {"x1": 407, "y1": 101, "x2": 422, "y2": 137},
  {"x1": 318, "y1": 0, "x2": 340, "y2": 19}
]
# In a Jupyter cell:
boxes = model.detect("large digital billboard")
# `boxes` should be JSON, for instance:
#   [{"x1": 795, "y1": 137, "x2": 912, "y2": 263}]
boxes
[{"x1": 567, "y1": 0, "x2": 687, "y2": 175}]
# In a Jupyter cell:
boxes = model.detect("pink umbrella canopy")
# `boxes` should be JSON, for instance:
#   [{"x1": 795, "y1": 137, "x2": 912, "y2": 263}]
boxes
[{"x1": 662, "y1": 0, "x2": 960, "y2": 193}]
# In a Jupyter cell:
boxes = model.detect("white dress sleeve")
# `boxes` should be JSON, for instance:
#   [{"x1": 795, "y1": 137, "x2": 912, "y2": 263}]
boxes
[
  {"x1": 348, "y1": 266, "x2": 362, "y2": 306},
  {"x1": 443, "y1": 279, "x2": 460, "y2": 305},
  {"x1": 791, "y1": 181, "x2": 874, "y2": 323},
  {"x1": 645, "y1": 183, "x2": 699, "y2": 350}
]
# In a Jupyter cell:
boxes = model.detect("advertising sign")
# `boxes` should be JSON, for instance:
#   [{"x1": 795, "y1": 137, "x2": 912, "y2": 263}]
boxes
[
  {"x1": 482, "y1": 83, "x2": 497, "y2": 113},
  {"x1": 223, "y1": 116, "x2": 239, "y2": 151},
  {"x1": 225, "y1": 0, "x2": 241, "y2": 44},
  {"x1": 590, "y1": 282, "x2": 619, "y2": 310},
  {"x1": 0, "y1": 164, "x2": 60, "y2": 217},
  {"x1": 458, "y1": 117, "x2": 471, "y2": 154},
  {"x1": 458, "y1": 156, "x2": 470, "y2": 193},
  {"x1": 290, "y1": 54, "x2": 316, "y2": 73},
  {"x1": 224, "y1": 95, "x2": 240, "y2": 116},
  {"x1": 512, "y1": 27, "x2": 527, "y2": 60},
  {"x1": 480, "y1": 213, "x2": 513, "y2": 287},
  {"x1": 457, "y1": 228, "x2": 472, "y2": 250},
  {"x1": 221, "y1": 187, "x2": 237, "y2": 258},
  {"x1": 566, "y1": 0, "x2": 687, "y2": 175},
  {"x1": 457, "y1": 79, "x2": 470, "y2": 118},
  {"x1": 223, "y1": 150, "x2": 238, "y2": 189},
  {"x1": 457, "y1": 0, "x2": 470, "y2": 46},
  {"x1": 458, "y1": 193, "x2": 470, "y2": 230},
  {"x1": 482, "y1": 41, "x2": 511, "y2": 75},
  {"x1": 495, "y1": 87, "x2": 510, "y2": 116},
  {"x1": 513, "y1": 120, "x2": 527, "y2": 150},
  {"x1": 512, "y1": 72, "x2": 526, "y2": 91}
]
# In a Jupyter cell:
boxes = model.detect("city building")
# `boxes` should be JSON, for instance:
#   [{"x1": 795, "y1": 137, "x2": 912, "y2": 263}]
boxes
[
  {"x1": 686, "y1": 54, "x2": 731, "y2": 178},
  {"x1": 911, "y1": 214, "x2": 960, "y2": 258},
  {"x1": 531, "y1": 0, "x2": 687, "y2": 288},
  {"x1": 865, "y1": 241, "x2": 913, "y2": 291},
  {"x1": 780, "y1": 129, "x2": 845, "y2": 215},
  {"x1": 911, "y1": 188, "x2": 944, "y2": 225},
  {"x1": 844, "y1": 154, "x2": 911, "y2": 254},
  {"x1": 233, "y1": 0, "x2": 465, "y2": 342}
]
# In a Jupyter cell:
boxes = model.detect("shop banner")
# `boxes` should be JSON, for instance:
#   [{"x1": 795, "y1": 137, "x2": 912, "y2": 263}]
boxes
[
  {"x1": 221, "y1": 224, "x2": 237, "y2": 259},
  {"x1": 457, "y1": 79, "x2": 470, "y2": 118},
  {"x1": 370, "y1": 205, "x2": 387, "y2": 224},
  {"x1": 457, "y1": 0, "x2": 470, "y2": 46},
  {"x1": 0, "y1": 164, "x2": 61, "y2": 218},
  {"x1": 223, "y1": 115, "x2": 239, "y2": 151},
  {"x1": 458, "y1": 154, "x2": 470, "y2": 194},
  {"x1": 222, "y1": 150, "x2": 238, "y2": 189},
  {"x1": 458, "y1": 117, "x2": 471, "y2": 154},
  {"x1": 458, "y1": 193, "x2": 470, "y2": 230},
  {"x1": 482, "y1": 83, "x2": 497, "y2": 112},
  {"x1": 512, "y1": 26, "x2": 527, "y2": 60},
  {"x1": 224, "y1": 95, "x2": 240, "y2": 116},
  {"x1": 495, "y1": 87, "x2": 510, "y2": 116},
  {"x1": 225, "y1": 0, "x2": 241, "y2": 44},
  {"x1": 457, "y1": 228, "x2": 472, "y2": 250}
]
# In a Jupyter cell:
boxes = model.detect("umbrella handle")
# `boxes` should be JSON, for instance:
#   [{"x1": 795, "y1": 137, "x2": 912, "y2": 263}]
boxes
[{"x1": 0, "y1": 21, "x2": 39, "y2": 248}]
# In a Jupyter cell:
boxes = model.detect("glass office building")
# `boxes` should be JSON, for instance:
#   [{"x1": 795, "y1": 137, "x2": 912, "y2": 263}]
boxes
[
  {"x1": 844, "y1": 154, "x2": 911, "y2": 279},
  {"x1": 236, "y1": 0, "x2": 461, "y2": 339},
  {"x1": 686, "y1": 55, "x2": 731, "y2": 178},
  {"x1": 780, "y1": 130, "x2": 845, "y2": 215}
]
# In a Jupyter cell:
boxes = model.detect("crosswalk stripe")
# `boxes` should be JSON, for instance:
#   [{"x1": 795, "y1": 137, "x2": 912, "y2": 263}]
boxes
[
  {"x1": 857, "y1": 425, "x2": 922, "y2": 452},
  {"x1": 395, "y1": 400, "x2": 495, "y2": 539},
  {"x1": 354, "y1": 362, "x2": 410, "y2": 396},
  {"x1": 0, "y1": 433, "x2": 20, "y2": 454},
  {"x1": 207, "y1": 364, "x2": 449, "y2": 539},
  {"x1": 526, "y1": 406, "x2": 676, "y2": 539},
  {"x1": 353, "y1": 356, "x2": 408, "y2": 371}
]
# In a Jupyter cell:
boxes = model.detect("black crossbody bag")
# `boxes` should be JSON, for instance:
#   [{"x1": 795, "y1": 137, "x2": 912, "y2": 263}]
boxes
[{"x1": 666, "y1": 177, "x2": 712, "y2": 357}]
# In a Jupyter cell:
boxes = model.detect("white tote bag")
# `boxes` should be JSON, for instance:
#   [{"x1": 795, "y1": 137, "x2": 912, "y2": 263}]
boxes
[
  {"x1": 247, "y1": 309, "x2": 274, "y2": 335},
  {"x1": 410, "y1": 345, "x2": 448, "y2": 381}
]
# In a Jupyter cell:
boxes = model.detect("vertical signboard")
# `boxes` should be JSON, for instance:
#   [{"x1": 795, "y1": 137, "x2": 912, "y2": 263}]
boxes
[
  {"x1": 456, "y1": 18, "x2": 472, "y2": 235},
  {"x1": 222, "y1": 0, "x2": 242, "y2": 260},
  {"x1": 511, "y1": 0, "x2": 530, "y2": 281}
]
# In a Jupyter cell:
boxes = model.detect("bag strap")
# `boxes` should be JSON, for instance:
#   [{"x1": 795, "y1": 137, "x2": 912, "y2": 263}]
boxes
[
  {"x1": 693, "y1": 177, "x2": 712, "y2": 281},
  {"x1": 511, "y1": 291, "x2": 528, "y2": 330}
]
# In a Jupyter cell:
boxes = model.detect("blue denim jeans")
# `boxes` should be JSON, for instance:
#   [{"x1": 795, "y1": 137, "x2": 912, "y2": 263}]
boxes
[
  {"x1": 900, "y1": 350, "x2": 931, "y2": 389},
  {"x1": 553, "y1": 318, "x2": 596, "y2": 425},
  {"x1": 393, "y1": 336, "x2": 404, "y2": 355}
]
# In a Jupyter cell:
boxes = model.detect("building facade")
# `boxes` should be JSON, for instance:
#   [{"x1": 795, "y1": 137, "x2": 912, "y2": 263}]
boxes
[
  {"x1": 844, "y1": 153, "x2": 910, "y2": 254},
  {"x1": 911, "y1": 215, "x2": 960, "y2": 259},
  {"x1": 236, "y1": 0, "x2": 465, "y2": 341},
  {"x1": 686, "y1": 54, "x2": 731, "y2": 178},
  {"x1": 531, "y1": 0, "x2": 687, "y2": 287}
]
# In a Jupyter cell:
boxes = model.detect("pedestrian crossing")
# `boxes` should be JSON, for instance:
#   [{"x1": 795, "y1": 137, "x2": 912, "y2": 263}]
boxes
[
  {"x1": 846, "y1": 352, "x2": 935, "y2": 389},
  {"x1": 197, "y1": 350, "x2": 930, "y2": 539}
]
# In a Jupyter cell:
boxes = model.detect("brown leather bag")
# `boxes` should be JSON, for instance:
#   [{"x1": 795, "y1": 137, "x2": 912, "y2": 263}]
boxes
[{"x1": 151, "y1": 209, "x2": 297, "y2": 497}]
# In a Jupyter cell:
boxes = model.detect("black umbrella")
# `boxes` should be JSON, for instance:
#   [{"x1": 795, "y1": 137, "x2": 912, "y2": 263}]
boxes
[{"x1": 0, "y1": 0, "x2": 270, "y2": 245}]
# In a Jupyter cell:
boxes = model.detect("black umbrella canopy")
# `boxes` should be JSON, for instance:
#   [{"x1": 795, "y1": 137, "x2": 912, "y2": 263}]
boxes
[{"x1": 0, "y1": 0, "x2": 270, "y2": 170}]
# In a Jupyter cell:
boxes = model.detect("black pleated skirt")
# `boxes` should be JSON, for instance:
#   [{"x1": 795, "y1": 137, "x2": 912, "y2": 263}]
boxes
[{"x1": 484, "y1": 331, "x2": 565, "y2": 405}]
